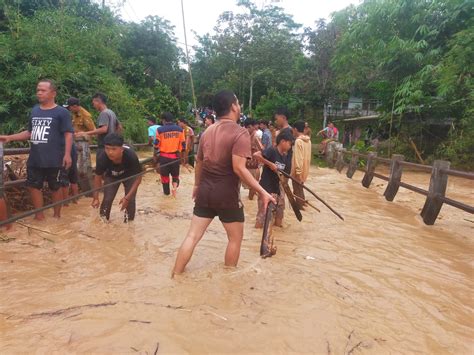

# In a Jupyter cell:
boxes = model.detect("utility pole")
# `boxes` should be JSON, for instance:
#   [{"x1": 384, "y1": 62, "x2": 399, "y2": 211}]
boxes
[
  {"x1": 323, "y1": 102, "x2": 327, "y2": 129},
  {"x1": 181, "y1": 0, "x2": 197, "y2": 110}
]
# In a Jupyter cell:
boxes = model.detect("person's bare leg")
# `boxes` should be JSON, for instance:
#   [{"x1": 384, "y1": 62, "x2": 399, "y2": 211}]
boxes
[
  {"x1": 255, "y1": 197, "x2": 264, "y2": 228},
  {"x1": 28, "y1": 187, "x2": 45, "y2": 221},
  {"x1": 222, "y1": 221, "x2": 244, "y2": 267},
  {"x1": 62, "y1": 186, "x2": 70, "y2": 207},
  {"x1": 0, "y1": 198, "x2": 11, "y2": 230},
  {"x1": 51, "y1": 189, "x2": 63, "y2": 218},
  {"x1": 274, "y1": 218, "x2": 283, "y2": 227},
  {"x1": 171, "y1": 182, "x2": 178, "y2": 198},
  {"x1": 173, "y1": 216, "x2": 213, "y2": 276},
  {"x1": 71, "y1": 183, "x2": 79, "y2": 203}
]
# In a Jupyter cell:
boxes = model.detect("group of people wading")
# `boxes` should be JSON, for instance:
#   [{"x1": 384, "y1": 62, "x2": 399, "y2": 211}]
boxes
[{"x1": 0, "y1": 81, "x2": 318, "y2": 276}]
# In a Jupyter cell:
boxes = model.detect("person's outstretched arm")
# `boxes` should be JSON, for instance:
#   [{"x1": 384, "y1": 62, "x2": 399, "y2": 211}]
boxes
[
  {"x1": 233, "y1": 155, "x2": 275, "y2": 207},
  {"x1": 0, "y1": 131, "x2": 31, "y2": 142}
]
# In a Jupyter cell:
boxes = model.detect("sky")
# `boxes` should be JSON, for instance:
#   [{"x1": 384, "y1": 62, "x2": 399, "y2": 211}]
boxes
[{"x1": 114, "y1": 0, "x2": 360, "y2": 54}]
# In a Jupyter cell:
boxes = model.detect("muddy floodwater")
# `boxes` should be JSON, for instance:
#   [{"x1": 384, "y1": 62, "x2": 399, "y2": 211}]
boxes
[{"x1": 0, "y1": 166, "x2": 473, "y2": 354}]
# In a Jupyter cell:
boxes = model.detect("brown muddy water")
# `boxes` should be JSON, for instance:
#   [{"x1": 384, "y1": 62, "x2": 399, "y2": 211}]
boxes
[{"x1": 0, "y1": 166, "x2": 473, "y2": 354}]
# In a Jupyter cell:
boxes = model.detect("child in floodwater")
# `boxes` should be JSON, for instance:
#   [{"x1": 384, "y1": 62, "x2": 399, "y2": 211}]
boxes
[{"x1": 254, "y1": 129, "x2": 294, "y2": 228}]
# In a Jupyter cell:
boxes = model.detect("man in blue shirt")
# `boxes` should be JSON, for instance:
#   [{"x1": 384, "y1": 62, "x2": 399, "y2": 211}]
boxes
[
  {"x1": 147, "y1": 116, "x2": 161, "y2": 169},
  {"x1": 0, "y1": 79, "x2": 73, "y2": 220},
  {"x1": 259, "y1": 120, "x2": 273, "y2": 150}
]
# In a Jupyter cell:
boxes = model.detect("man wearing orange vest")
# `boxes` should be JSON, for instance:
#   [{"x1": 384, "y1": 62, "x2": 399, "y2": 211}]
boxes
[{"x1": 155, "y1": 112, "x2": 185, "y2": 197}]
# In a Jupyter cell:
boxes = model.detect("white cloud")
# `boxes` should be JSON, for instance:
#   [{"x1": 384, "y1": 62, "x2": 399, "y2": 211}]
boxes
[{"x1": 114, "y1": 0, "x2": 359, "y2": 52}]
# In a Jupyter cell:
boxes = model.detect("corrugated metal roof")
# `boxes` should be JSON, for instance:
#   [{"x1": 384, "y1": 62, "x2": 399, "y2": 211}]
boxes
[{"x1": 342, "y1": 115, "x2": 379, "y2": 122}]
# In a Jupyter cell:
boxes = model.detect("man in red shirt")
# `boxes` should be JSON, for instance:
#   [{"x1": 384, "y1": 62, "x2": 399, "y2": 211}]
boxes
[{"x1": 173, "y1": 91, "x2": 275, "y2": 276}]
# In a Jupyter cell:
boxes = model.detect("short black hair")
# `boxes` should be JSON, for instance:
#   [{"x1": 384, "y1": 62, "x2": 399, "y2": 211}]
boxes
[
  {"x1": 275, "y1": 107, "x2": 290, "y2": 121},
  {"x1": 161, "y1": 112, "x2": 174, "y2": 122},
  {"x1": 294, "y1": 121, "x2": 305, "y2": 133},
  {"x1": 213, "y1": 90, "x2": 237, "y2": 117},
  {"x1": 259, "y1": 120, "x2": 269, "y2": 127},
  {"x1": 104, "y1": 133, "x2": 124, "y2": 147},
  {"x1": 38, "y1": 79, "x2": 57, "y2": 92},
  {"x1": 205, "y1": 114, "x2": 215, "y2": 124},
  {"x1": 178, "y1": 117, "x2": 188, "y2": 124},
  {"x1": 92, "y1": 92, "x2": 107, "y2": 104},
  {"x1": 276, "y1": 129, "x2": 294, "y2": 145},
  {"x1": 244, "y1": 119, "x2": 256, "y2": 127}
]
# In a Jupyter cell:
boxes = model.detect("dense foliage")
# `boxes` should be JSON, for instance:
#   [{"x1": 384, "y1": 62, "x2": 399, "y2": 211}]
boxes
[
  {"x1": 0, "y1": 0, "x2": 472, "y2": 166},
  {"x1": 0, "y1": 0, "x2": 189, "y2": 142}
]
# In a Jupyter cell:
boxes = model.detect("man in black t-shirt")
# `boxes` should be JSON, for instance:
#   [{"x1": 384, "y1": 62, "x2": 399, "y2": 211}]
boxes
[
  {"x1": 0, "y1": 79, "x2": 73, "y2": 220},
  {"x1": 254, "y1": 129, "x2": 294, "y2": 228},
  {"x1": 92, "y1": 133, "x2": 142, "y2": 222}
]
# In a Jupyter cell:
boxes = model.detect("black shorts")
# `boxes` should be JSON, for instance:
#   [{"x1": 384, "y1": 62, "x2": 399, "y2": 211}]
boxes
[
  {"x1": 159, "y1": 156, "x2": 180, "y2": 183},
  {"x1": 59, "y1": 165, "x2": 79, "y2": 187},
  {"x1": 26, "y1": 167, "x2": 62, "y2": 191},
  {"x1": 193, "y1": 206, "x2": 245, "y2": 223}
]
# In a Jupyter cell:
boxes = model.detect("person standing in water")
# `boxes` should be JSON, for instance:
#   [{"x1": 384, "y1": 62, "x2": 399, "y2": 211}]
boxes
[
  {"x1": 172, "y1": 90, "x2": 275, "y2": 276},
  {"x1": 156, "y1": 112, "x2": 185, "y2": 197},
  {"x1": 291, "y1": 121, "x2": 312, "y2": 209},
  {"x1": 92, "y1": 133, "x2": 142, "y2": 223},
  {"x1": 76, "y1": 93, "x2": 122, "y2": 158},
  {"x1": 0, "y1": 79, "x2": 73, "y2": 220}
]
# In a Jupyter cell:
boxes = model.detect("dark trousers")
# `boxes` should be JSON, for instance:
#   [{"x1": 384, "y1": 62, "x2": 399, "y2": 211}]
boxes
[
  {"x1": 159, "y1": 156, "x2": 180, "y2": 195},
  {"x1": 292, "y1": 180, "x2": 306, "y2": 209},
  {"x1": 100, "y1": 176, "x2": 137, "y2": 221}
]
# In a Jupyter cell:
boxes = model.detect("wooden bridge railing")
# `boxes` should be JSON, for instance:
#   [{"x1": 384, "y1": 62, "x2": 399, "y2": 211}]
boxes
[{"x1": 325, "y1": 141, "x2": 474, "y2": 225}]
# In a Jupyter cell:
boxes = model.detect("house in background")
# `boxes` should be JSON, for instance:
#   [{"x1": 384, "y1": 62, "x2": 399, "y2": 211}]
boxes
[{"x1": 327, "y1": 96, "x2": 381, "y2": 120}]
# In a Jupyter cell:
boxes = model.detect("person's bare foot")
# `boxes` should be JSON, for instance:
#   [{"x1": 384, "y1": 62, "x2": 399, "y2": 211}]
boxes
[
  {"x1": 34, "y1": 213, "x2": 46, "y2": 221},
  {"x1": 171, "y1": 188, "x2": 177, "y2": 198}
]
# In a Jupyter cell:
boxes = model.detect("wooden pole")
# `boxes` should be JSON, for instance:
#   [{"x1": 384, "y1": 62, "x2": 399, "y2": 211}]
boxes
[
  {"x1": 335, "y1": 147, "x2": 346, "y2": 173},
  {"x1": 362, "y1": 152, "x2": 377, "y2": 188},
  {"x1": 181, "y1": 0, "x2": 197, "y2": 110},
  {"x1": 420, "y1": 160, "x2": 450, "y2": 225},
  {"x1": 346, "y1": 148, "x2": 359, "y2": 179},
  {"x1": 383, "y1": 154, "x2": 404, "y2": 201},
  {"x1": 0, "y1": 142, "x2": 9, "y2": 227}
]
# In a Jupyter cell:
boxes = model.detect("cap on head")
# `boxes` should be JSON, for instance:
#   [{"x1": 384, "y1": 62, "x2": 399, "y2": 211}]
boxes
[
  {"x1": 103, "y1": 133, "x2": 124, "y2": 147},
  {"x1": 64, "y1": 97, "x2": 80, "y2": 107}
]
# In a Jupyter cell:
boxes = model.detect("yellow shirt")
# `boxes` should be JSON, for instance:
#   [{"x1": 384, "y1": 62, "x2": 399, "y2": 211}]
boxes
[{"x1": 72, "y1": 107, "x2": 96, "y2": 133}]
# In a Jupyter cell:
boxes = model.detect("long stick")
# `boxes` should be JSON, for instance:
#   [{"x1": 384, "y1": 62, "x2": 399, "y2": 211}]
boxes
[
  {"x1": 294, "y1": 195, "x2": 321, "y2": 213},
  {"x1": 279, "y1": 170, "x2": 344, "y2": 221}
]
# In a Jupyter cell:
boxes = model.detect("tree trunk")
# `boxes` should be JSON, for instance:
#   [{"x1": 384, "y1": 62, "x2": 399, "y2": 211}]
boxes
[{"x1": 248, "y1": 66, "x2": 254, "y2": 116}]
